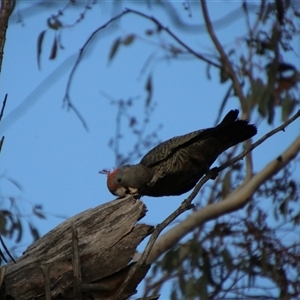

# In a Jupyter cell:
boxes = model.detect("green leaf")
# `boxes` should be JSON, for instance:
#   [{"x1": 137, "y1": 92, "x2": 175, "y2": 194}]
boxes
[
  {"x1": 161, "y1": 247, "x2": 180, "y2": 272},
  {"x1": 29, "y1": 222, "x2": 40, "y2": 241},
  {"x1": 49, "y1": 35, "x2": 58, "y2": 60},
  {"x1": 281, "y1": 94, "x2": 297, "y2": 122},
  {"x1": 185, "y1": 277, "x2": 198, "y2": 298},
  {"x1": 222, "y1": 248, "x2": 233, "y2": 271},
  {"x1": 37, "y1": 30, "x2": 46, "y2": 70},
  {"x1": 196, "y1": 275, "x2": 208, "y2": 298},
  {"x1": 47, "y1": 17, "x2": 62, "y2": 30},
  {"x1": 145, "y1": 74, "x2": 153, "y2": 107},
  {"x1": 14, "y1": 218, "x2": 22, "y2": 243},
  {"x1": 170, "y1": 288, "x2": 178, "y2": 300},
  {"x1": 122, "y1": 34, "x2": 135, "y2": 46},
  {"x1": 33, "y1": 205, "x2": 46, "y2": 219},
  {"x1": 248, "y1": 78, "x2": 265, "y2": 107},
  {"x1": 145, "y1": 29, "x2": 154, "y2": 36},
  {"x1": 0, "y1": 136, "x2": 4, "y2": 154},
  {"x1": 206, "y1": 63, "x2": 211, "y2": 80},
  {"x1": 178, "y1": 274, "x2": 186, "y2": 295},
  {"x1": 6, "y1": 177, "x2": 23, "y2": 191},
  {"x1": 257, "y1": 85, "x2": 274, "y2": 124},
  {"x1": 220, "y1": 67, "x2": 229, "y2": 83},
  {"x1": 108, "y1": 37, "x2": 121, "y2": 61},
  {"x1": 202, "y1": 250, "x2": 214, "y2": 285},
  {"x1": 261, "y1": 248, "x2": 268, "y2": 275}
]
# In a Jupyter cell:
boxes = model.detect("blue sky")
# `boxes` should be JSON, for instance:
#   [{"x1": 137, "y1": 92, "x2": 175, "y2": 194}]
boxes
[{"x1": 0, "y1": 1, "x2": 299, "y2": 298}]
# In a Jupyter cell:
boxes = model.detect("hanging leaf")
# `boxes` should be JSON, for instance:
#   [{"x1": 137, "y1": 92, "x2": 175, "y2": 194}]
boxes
[
  {"x1": 220, "y1": 67, "x2": 229, "y2": 83},
  {"x1": 33, "y1": 205, "x2": 46, "y2": 219},
  {"x1": 28, "y1": 223, "x2": 40, "y2": 241},
  {"x1": 161, "y1": 247, "x2": 180, "y2": 271},
  {"x1": 196, "y1": 274, "x2": 208, "y2": 298},
  {"x1": 222, "y1": 248, "x2": 233, "y2": 271},
  {"x1": 145, "y1": 29, "x2": 154, "y2": 36},
  {"x1": 281, "y1": 94, "x2": 297, "y2": 122},
  {"x1": 47, "y1": 17, "x2": 62, "y2": 30},
  {"x1": 202, "y1": 250, "x2": 214, "y2": 285},
  {"x1": 37, "y1": 30, "x2": 46, "y2": 70},
  {"x1": 0, "y1": 136, "x2": 4, "y2": 153},
  {"x1": 108, "y1": 37, "x2": 121, "y2": 61},
  {"x1": 248, "y1": 78, "x2": 265, "y2": 107},
  {"x1": 14, "y1": 218, "x2": 22, "y2": 243},
  {"x1": 257, "y1": 86, "x2": 273, "y2": 122},
  {"x1": 145, "y1": 74, "x2": 153, "y2": 107},
  {"x1": 206, "y1": 63, "x2": 211, "y2": 80},
  {"x1": 122, "y1": 34, "x2": 135, "y2": 46},
  {"x1": 49, "y1": 35, "x2": 58, "y2": 60}
]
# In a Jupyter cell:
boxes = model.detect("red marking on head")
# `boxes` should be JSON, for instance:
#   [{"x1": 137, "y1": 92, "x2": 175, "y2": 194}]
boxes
[{"x1": 106, "y1": 168, "x2": 120, "y2": 192}]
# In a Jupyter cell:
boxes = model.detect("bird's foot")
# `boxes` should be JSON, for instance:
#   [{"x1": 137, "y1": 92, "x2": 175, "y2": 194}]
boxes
[
  {"x1": 182, "y1": 200, "x2": 195, "y2": 209},
  {"x1": 207, "y1": 167, "x2": 219, "y2": 179}
]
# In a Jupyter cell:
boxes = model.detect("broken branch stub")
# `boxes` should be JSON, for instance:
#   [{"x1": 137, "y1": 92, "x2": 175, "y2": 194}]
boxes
[{"x1": 1, "y1": 196, "x2": 153, "y2": 299}]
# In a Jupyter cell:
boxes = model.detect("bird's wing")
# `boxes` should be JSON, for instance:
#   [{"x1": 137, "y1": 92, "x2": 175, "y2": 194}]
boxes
[
  {"x1": 140, "y1": 110, "x2": 242, "y2": 167},
  {"x1": 140, "y1": 128, "x2": 214, "y2": 167}
]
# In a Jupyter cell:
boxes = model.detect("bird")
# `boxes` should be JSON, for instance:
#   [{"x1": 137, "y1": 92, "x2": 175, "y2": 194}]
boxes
[{"x1": 104, "y1": 110, "x2": 257, "y2": 197}]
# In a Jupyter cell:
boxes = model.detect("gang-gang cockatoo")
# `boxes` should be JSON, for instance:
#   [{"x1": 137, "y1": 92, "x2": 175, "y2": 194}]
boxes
[{"x1": 104, "y1": 110, "x2": 257, "y2": 197}]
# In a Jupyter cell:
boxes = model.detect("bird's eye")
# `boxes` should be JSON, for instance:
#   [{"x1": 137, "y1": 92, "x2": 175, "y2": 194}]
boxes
[{"x1": 117, "y1": 178, "x2": 122, "y2": 183}]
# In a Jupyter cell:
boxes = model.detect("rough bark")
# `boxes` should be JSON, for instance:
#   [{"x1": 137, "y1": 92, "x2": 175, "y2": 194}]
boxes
[
  {"x1": 0, "y1": 0, "x2": 12, "y2": 73},
  {"x1": 0, "y1": 196, "x2": 153, "y2": 300}
]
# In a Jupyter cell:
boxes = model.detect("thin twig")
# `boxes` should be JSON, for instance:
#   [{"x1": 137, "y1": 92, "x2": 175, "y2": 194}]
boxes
[
  {"x1": 0, "y1": 94, "x2": 8, "y2": 122},
  {"x1": 63, "y1": 10, "x2": 132, "y2": 129},
  {"x1": 219, "y1": 109, "x2": 300, "y2": 172},
  {"x1": 0, "y1": 236, "x2": 15, "y2": 263},
  {"x1": 64, "y1": 7, "x2": 222, "y2": 129},
  {"x1": 214, "y1": 84, "x2": 233, "y2": 126},
  {"x1": 124, "y1": 8, "x2": 221, "y2": 69},
  {"x1": 64, "y1": 96, "x2": 89, "y2": 131},
  {"x1": 113, "y1": 109, "x2": 300, "y2": 298},
  {"x1": 200, "y1": 0, "x2": 248, "y2": 113}
]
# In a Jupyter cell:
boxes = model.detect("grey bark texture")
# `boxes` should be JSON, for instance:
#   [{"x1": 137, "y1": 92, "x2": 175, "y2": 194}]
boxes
[{"x1": 0, "y1": 196, "x2": 153, "y2": 300}]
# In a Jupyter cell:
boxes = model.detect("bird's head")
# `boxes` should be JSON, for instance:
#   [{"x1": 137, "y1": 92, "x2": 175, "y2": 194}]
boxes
[
  {"x1": 100, "y1": 167, "x2": 139, "y2": 197},
  {"x1": 100, "y1": 164, "x2": 153, "y2": 197}
]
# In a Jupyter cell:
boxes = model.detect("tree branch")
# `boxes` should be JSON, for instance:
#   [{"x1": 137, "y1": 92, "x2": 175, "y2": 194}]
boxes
[
  {"x1": 219, "y1": 109, "x2": 300, "y2": 172},
  {"x1": 124, "y1": 8, "x2": 221, "y2": 69},
  {"x1": 200, "y1": 0, "x2": 248, "y2": 113},
  {"x1": 63, "y1": 6, "x2": 225, "y2": 130},
  {"x1": 147, "y1": 112, "x2": 300, "y2": 263},
  {"x1": 0, "y1": 0, "x2": 12, "y2": 73},
  {"x1": 113, "y1": 111, "x2": 300, "y2": 298}
]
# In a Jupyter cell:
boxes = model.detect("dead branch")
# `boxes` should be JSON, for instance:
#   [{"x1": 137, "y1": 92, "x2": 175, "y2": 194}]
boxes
[{"x1": 1, "y1": 197, "x2": 153, "y2": 300}]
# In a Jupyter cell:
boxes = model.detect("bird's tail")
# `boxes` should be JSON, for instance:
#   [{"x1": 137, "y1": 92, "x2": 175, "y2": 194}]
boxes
[{"x1": 214, "y1": 110, "x2": 257, "y2": 145}]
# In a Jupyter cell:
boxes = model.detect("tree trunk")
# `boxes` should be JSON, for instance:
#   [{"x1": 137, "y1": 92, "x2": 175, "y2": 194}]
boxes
[{"x1": 0, "y1": 196, "x2": 153, "y2": 300}]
